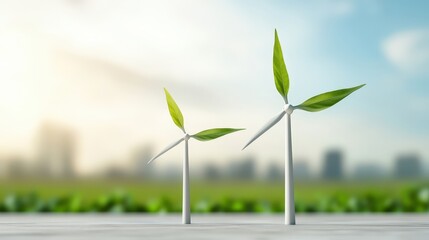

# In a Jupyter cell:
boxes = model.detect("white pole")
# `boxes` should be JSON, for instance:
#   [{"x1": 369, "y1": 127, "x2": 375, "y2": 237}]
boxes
[
  {"x1": 285, "y1": 112, "x2": 295, "y2": 225},
  {"x1": 182, "y1": 136, "x2": 191, "y2": 224}
]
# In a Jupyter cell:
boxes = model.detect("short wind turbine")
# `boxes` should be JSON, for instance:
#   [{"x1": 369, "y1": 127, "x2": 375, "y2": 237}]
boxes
[
  {"x1": 242, "y1": 29, "x2": 365, "y2": 225},
  {"x1": 148, "y1": 88, "x2": 243, "y2": 224}
]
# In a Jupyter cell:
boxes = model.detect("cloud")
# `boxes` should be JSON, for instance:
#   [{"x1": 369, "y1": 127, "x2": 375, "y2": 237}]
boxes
[{"x1": 382, "y1": 29, "x2": 429, "y2": 75}]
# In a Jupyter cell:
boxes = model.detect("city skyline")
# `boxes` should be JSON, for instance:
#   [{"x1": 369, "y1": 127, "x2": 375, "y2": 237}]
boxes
[{"x1": 0, "y1": 121, "x2": 427, "y2": 179}]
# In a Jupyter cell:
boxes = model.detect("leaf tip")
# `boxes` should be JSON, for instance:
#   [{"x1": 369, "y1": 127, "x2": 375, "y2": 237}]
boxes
[
  {"x1": 163, "y1": 87, "x2": 185, "y2": 130},
  {"x1": 274, "y1": 29, "x2": 279, "y2": 41}
]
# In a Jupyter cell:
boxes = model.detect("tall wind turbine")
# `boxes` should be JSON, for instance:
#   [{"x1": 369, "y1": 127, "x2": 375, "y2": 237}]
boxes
[
  {"x1": 148, "y1": 88, "x2": 243, "y2": 224},
  {"x1": 242, "y1": 30, "x2": 365, "y2": 225}
]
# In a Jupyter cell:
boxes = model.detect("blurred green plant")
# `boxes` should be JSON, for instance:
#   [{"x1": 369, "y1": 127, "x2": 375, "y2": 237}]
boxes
[{"x1": 0, "y1": 186, "x2": 427, "y2": 213}]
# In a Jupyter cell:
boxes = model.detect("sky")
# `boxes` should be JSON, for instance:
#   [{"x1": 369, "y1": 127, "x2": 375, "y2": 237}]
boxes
[{"x1": 0, "y1": 0, "x2": 428, "y2": 175}]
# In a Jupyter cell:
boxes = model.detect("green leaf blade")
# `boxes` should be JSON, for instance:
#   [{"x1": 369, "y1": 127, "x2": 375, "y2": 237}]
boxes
[
  {"x1": 164, "y1": 88, "x2": 185, "y2": 130},
  {"x1": 273, "y1": 29, "x2": 289, "y2": 102},
  {"x1": 295, "y1": 84, "x2": 365, "y2": 112},
  {"x1": 192, "y1": 128, "x2": 244, "y2": 141}
]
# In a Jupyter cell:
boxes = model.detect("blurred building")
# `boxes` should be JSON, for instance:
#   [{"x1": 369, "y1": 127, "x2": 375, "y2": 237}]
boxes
[
  {"x1": 131, "y1": 145, "x2": 156, "y2": 179},
  {"x1": 5, "y1": 156, "x2": 28, "y2": 179},
  {"x1": 227, "y1": 156, "x2": 256, "y2": 179},
  {"x1": 321, "y1": 149, "x2": 344, "y2": 180},
  {"x1": 266, "y1": 161, "x2": 283, "y2": 181},
  {"x1": 35, "y1": 123, "x2": 76, "y2": 179},
  {"x1": 393, "y1": 153, "x2": 422, "y2": 179},
  {"x1": 203, "y1": 163, "x2": 221, "y2": 180},
  {"x1": 104, "y1": 163, "x2": 130, "y2": 179},
  {"x1": 163, "y1": 164, "x2": 181, "y2": 180},
  {"x1": 352, "y1": 162, "x2": 385, "y2": 180},
  {"x1": 294, "y1": 160, "x2": 311, "y2": 180}
]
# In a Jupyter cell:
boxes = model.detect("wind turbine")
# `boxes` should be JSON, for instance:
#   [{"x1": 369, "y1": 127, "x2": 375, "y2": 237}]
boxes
[
  {"x1": 148, "y1": 88, "x2": 243, "y2": 224},
  {"x1": 242, "y1": 29, "x2": 365, "y2": 225}
]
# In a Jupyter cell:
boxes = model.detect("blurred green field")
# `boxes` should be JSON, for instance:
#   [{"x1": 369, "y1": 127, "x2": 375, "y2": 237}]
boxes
[
  {"x1": 0, "y1": 179, "x2": 426, "y2": 202},
  {"x1": 0, "y1": 179, "x2": 427, "y2": 212}
]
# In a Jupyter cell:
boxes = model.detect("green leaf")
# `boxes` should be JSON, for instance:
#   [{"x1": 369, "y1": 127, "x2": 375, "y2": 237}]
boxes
[
  {"x1": 295, "y1": 84, "x2": 365, "y2": 112},
  {"x1": 192, "y1": 128, "x2": 244, "y2": 141},
  {"x1": 164, "y1": 88, "x2": 185, "y2": 130},
  {"x1": 273, "y1": 29, "x2": 289, "y2": 102}
]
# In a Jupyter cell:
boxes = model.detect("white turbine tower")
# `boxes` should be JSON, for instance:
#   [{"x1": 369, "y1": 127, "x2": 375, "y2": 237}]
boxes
[
  {"x1": 148, "y1": 88, "x2": 243, "y2": 224},
  {"x1": 242, "y1": 29, "x2": 365, "y2": 225}
]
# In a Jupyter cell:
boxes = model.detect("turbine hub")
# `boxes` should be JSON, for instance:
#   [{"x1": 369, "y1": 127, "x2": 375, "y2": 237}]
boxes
[
  {"x1": 284, "y1": 104, "x2": 294, "y2": 114},
  {"x1": 184, "y1": 133, "x2": 190, "y2": 140}
]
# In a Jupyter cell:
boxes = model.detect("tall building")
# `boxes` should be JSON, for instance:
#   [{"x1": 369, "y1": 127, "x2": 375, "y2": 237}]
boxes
[
  {"x1": 321, "y1": 149, "x2": 344, "y2": 180},
  {"x1": 393, "y1": 153, "x2": 422, "y2": 179},
  {"x1": 36, "y1": 123, "x2": 76, "y2": 179}
]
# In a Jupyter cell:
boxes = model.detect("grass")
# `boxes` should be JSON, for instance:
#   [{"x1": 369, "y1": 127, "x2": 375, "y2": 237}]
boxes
[{"x1": 0, "y1": 179, "x2": 426, "y2": 204}]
